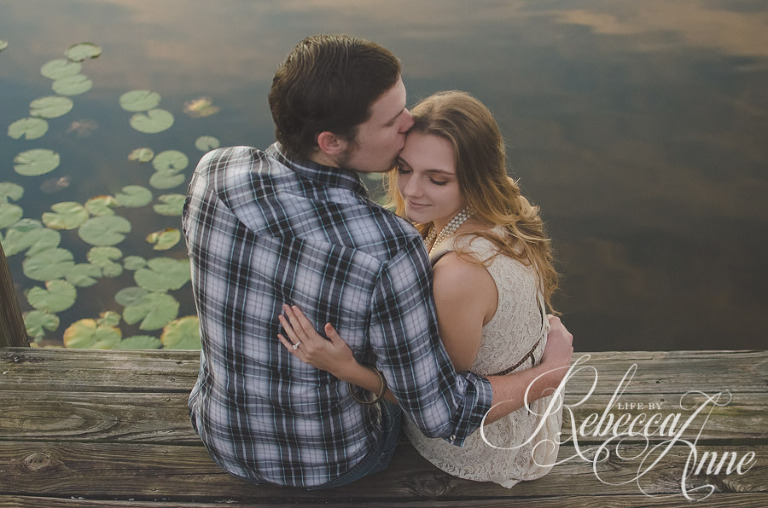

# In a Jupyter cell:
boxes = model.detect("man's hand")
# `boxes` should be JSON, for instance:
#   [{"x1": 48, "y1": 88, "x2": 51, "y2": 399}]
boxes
[
  {"x1": 539, "y1": 315, "x2": 574, "y2": 387},
  {"x1": 484, "y1": 315, "x2": 573, "y2": 424}
]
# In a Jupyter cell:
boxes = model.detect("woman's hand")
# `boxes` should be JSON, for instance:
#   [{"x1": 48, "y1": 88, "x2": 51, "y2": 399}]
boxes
[{"x1": 278, "y1": 304, "x2": 356, "y2": 377}]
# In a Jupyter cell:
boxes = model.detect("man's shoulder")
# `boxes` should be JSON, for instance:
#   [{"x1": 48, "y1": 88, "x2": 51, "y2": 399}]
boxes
[
  {"x1": 196, "y1": 146, "x2": 271, "y2": 173},
  {"x1": 347, "y1": 206, "x2": 428, "y2": 265}
]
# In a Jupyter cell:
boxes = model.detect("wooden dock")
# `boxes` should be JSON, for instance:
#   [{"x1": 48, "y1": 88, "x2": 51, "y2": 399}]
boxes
[{"x1": 0, "y1": 347, "x2": 766, "y2": 507}]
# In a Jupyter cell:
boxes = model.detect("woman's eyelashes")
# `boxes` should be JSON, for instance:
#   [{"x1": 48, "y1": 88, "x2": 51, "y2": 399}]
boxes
[{"x1": 397, "y1": 165, "x2": 448, "y2": 186}]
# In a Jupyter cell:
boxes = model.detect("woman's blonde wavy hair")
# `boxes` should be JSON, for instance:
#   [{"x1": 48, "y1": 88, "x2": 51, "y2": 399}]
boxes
[{"x1": 385, "y1": 91, "x2": 559, "y2": 312}]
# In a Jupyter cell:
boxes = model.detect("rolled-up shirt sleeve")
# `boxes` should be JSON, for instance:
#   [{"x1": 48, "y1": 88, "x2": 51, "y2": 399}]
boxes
[{"x1": 367, "y1": 236, "x2": 493, "y2": 446}]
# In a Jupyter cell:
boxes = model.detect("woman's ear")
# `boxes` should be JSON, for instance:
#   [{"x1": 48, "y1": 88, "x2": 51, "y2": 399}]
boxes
[{"x1": 317, "y1": 131, "x2": 348, "y2": 156}]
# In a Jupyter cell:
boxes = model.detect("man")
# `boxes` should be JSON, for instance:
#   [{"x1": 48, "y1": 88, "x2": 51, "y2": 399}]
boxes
[{"x1": 182, "y1": 34, "x2": 573, "y2": 489}]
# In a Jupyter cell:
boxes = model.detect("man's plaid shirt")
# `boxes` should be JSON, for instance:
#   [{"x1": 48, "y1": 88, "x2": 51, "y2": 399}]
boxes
[{"x1": 182, "y1": 143, "x2": 493, "y2": 487}]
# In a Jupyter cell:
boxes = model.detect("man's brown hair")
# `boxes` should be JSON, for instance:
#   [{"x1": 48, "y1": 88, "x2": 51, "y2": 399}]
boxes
[{"x1": 269, "y1": 34, "x2": 401, "y2": 160}]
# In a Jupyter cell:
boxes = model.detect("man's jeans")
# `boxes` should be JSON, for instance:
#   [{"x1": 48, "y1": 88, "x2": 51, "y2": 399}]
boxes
[{"x1": 309, "y1": 401, "x2": 403, "y2": 490}]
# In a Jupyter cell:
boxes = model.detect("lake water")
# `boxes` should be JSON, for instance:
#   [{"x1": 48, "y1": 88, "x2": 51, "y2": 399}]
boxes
[{"x1": 1, "y1": 0, "x2": 767, "y2": 351}]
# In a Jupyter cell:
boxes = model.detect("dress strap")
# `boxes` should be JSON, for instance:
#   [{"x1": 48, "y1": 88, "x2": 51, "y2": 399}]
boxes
[{"x1": 429, "y1": 248, "x2": 452, "y2": 266}]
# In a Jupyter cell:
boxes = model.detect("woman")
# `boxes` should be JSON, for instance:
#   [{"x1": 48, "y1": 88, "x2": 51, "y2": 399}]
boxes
[{"x1": 278, "y1": 91, "x2": 563, "y2": 488}]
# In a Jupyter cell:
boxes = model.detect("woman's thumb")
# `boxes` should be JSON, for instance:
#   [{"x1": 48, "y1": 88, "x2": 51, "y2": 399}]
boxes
[{"x1": 324, "y1": 323, "x2": 340, "y2": 343}]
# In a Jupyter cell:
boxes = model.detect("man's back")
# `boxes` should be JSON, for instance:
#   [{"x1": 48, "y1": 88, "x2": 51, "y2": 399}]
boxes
[{"x1": 183, "y1": 143, "x2": 494, "y2": 487}]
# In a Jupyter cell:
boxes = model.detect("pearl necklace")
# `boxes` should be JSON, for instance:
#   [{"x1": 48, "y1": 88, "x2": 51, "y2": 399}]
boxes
[{"x1": 425, "y1": 208, "x2": 472, "y2": 254}]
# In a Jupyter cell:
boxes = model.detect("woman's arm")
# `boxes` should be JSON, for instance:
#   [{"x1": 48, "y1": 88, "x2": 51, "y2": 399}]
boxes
[
  {"x1": 277, "y1": 305, "x2": 395, "y2": 402},
  {"x1": 433, "y1": 253, "x2": 572, "y2": 425},
  {"x1": 431, "y1": 252, "x2": 497, "y2": 372}
]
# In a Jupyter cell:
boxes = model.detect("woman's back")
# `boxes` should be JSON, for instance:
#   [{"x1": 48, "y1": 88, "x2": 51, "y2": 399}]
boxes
[{"x1": 404, "y1": 228, "x2": 563, "y2": 488}]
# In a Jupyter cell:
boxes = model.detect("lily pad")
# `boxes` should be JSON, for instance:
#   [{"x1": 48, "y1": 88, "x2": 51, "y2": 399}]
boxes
[
  {"x1": 153, "y1": 194, "x2": 186, "y2": 216},
  {"x1": 24, "y1": 310, "x2": 60, "y2": 340},
  {"x1": 63, "y1": 318, "x2": 122, "y2": 349},
  {"x1": 123, "y1": 292, "x2": 179, "y2": 331},
  {"x1": 146, "y1": 228, "x2": 181, "y2": 251},
  {"x1": 52, "y1": 74, "x2": 93, "y2": 96},
  {"x1": 115, "y1": 185, "x2": 153, "y2": 208},
  {"x1": 0, "y1": 182, "x2": 24, "y2": 202},
  {"x1": 30, "y1": 96, "x2": 74, "y2": 119},
  {"x1": 8, "y1": 117, "x2": 49, "y2": 140},
  {"x1": 27, "y1": 279, "x2": 77, "y2": 313},
  {"x1": 66, "y1": 263, "x2": 102, "y2": 287},
  {"x1": 65, "y1": 42, "x2": 102, "y2": 62},
  {"x1": 152, "y1": 150, "x2": 188, "y2": 173},
  {"x1": 115, "y1": 286, "x2": 149, "y2": 307},
  {"x1": 84, "y1": 195, "x2": 118, "y2": 216},
  {"x1": 195, "y1": 136, "x2": 221, "y2": 151},
  {"x1": 119, "y1": 90, "x2": 161, "y2": 112},
  {"x1": 0, "y1": 203, "x2": 23, "y2": 229},
  {"x1": 134, "y1": 257, "x2": 191, "y2": 291},
  {"x1": 14, "y1": 149, "x2": 60, "y2": 176},
  {"x1": 149, "y1": 171, "x2": 185, "y2": 190},
  {"x1": 40, "y1": 59, "x2": 82, "y2": 79},
  {"x1": 128, "y1": 147, "x2": 154, "y2": 163},
  {"x1": 183, "y1": 97, "x2": 220, "y2": 118},
  {"x1": 11, "y1": 218, "x2": 44, "y2": 232},
  {"x1": 78, "y1": 215, "x2": 131, "y2": 246},
  {"x1": 87, "y1": 245, "x2": 122, "y2": 263},
  {"x1": 87, "y1": 246, "x2": 123, "y2": 278},
  {"x1": 130, "y1": 109, "x2": 174, "y2": 134},
  {"x1": 118, "y1": 335, "x2": 162, "y2": 349},
  {"x1": 23, "y1": 247, "x2": 75, "y2": 281},
  {"x1": 123, "y1": 256, "x2": 147, "y2": 271},
  {"x1": 161, "y1": 316, "x2": 201, "y2": 349},
  {"x1": 1, "y1": 222, "x2": 61, "y2": 256},
  {"x1": 42, "y1": 202, "x2": 89, "y2": 230},
  {"x1": 97, "y1": 310, "x2": 122, "y2": 328}
]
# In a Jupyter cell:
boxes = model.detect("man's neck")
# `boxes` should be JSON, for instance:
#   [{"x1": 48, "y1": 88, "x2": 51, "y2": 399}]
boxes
[{"x1": 308, "y1": 151, "x2": 340, "y2": 169}]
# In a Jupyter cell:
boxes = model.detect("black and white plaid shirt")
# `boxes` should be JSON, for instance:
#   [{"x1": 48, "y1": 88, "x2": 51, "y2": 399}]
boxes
[{"x1": 182, "y1": 143, "x2": 493, "y2": 487}]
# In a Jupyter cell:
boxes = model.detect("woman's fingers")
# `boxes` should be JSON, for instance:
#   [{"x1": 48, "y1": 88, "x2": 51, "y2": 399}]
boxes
[
  {"x1": 324, "y1": 323, "x2": 341, "y2": 344},
  {"x1": 281, "y1": 305, "x2": 311, "y2": 342},
  {"x1": 290, "y1": 305, "x2": 320, "y2": 338},
  {"x1": 278, "y1": 314, "x2": 301, "y2": 345},
  {"x1": 277, "y1": 333, "x2": 298, "y2": 354}
]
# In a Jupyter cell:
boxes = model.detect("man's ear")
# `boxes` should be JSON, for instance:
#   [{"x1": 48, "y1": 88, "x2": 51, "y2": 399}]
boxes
[{"x1": 317, "y1": 131, "x2": 348, "y2": 156}]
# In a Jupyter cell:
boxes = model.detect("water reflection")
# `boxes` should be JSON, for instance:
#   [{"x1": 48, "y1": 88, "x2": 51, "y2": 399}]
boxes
[{"x1": 1, "y1": 0, "x2": 766, "y2": 351}]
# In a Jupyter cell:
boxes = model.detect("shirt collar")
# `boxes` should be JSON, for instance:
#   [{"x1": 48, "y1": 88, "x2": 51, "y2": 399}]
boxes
[{"x1": 267, "y1": 142, "x2": 369, "y2": 198}]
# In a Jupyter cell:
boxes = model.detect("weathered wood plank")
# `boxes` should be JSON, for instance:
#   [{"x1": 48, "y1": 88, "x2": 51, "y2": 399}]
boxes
[
  {"x1": 0, "y1": 391, "x2": 197, "y2": 444},
  {"x1": 0, "y1": 494, "x2": 767, "y2": 508},
  {"x1": 0, "y1": 349, "x2": 199, "y2": 392},
  {"x1": 0, "y1": 442, "x2": 764, "y2": 501},
  {"x1": 1, "y1": 390, "x2": 765, "y2": 444},
  {"x1": 561, "y1": 351, "x2": 768, "y2": 394},
  {"x1": 0, "y1": 244, "x2": 26, "y2": 348},
  {"x1": 0, "y1": 348, "x2": 765, "y2": 505},
  {"x1": 2, "y1": 348, "x2": 767, "y2": 394}
]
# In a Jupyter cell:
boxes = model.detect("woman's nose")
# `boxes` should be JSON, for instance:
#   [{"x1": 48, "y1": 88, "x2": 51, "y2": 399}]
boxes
[{"x1": 402, "y1": 176, "x2": 422, "y2": 197}]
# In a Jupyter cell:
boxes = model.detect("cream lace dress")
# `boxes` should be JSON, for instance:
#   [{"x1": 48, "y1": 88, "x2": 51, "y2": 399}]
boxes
[{"x1": 404, "y1": 228, "x2": 563, "y2": 488}]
